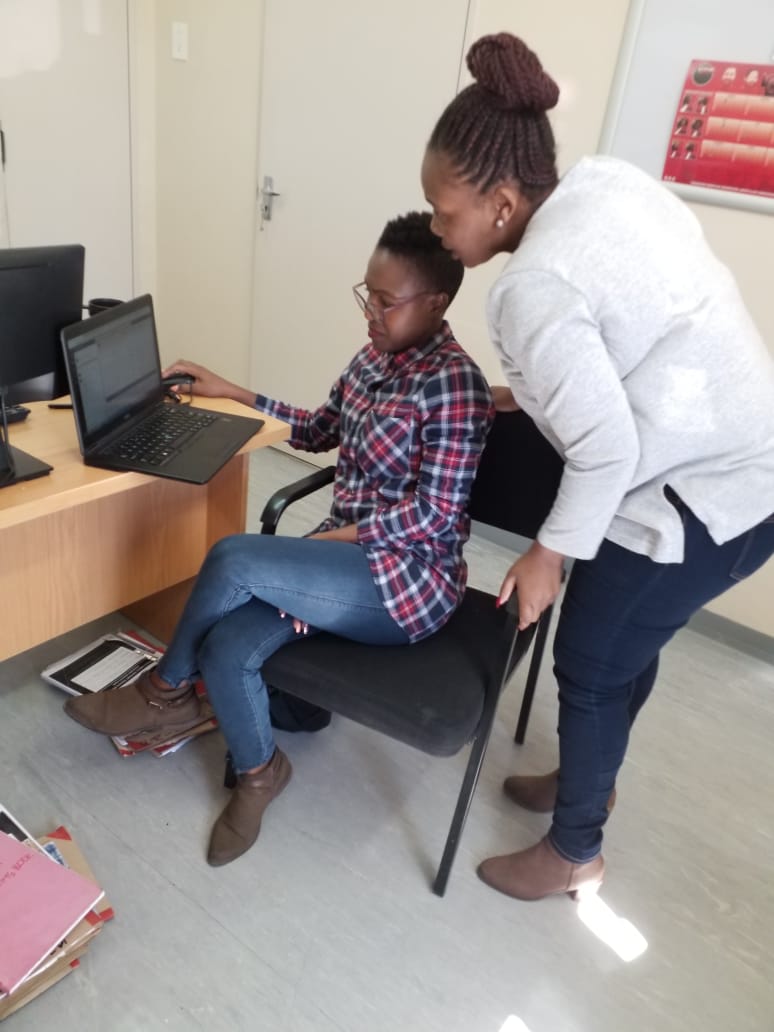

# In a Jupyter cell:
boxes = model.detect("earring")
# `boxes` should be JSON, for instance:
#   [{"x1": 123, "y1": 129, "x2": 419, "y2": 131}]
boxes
[{"x1": 495, "y1": 217, "x2": 505, "y2": 228}]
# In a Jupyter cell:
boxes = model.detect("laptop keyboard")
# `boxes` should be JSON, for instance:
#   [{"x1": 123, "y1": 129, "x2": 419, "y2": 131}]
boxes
[{"x1": 105, "y1": 404, "x2": 218, "y2": 467}]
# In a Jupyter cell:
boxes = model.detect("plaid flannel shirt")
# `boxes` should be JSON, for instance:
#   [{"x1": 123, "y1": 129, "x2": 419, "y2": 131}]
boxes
[{"x1": 254, "y1": 322, "x2": 493, "y2": 641}]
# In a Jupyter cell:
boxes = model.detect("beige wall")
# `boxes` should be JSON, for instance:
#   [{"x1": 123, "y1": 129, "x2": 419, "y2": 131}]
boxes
[
  {"x1": 685, "y1": 205, "x2": 773, "y2": 634},
  {"x1": 0, "y1": 0, "x2": 134, "y2": 298},
  {"x1": 128, "y1": 0, "x2": 157, "y2": 298},
  {"x1": 141, "y1": 0, "x2": 772, "y2": 637}
]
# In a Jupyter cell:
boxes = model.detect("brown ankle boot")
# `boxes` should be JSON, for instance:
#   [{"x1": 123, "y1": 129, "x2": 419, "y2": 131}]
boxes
[
  {"x1": 477, "y1": 835, "x2": 604, "y2": 901},
  {"x1": 207, "y1": 748, "x2": 292, "y2": 867},
  {"x1": 503, "y1": 769, "x2": 560, "y2": 812},
  {"x1": 63, "y1": 670, "x2": 202, "y2": 737},
  {"x1": 503, "y1": 769, "x2": 617, "y2": 814}
]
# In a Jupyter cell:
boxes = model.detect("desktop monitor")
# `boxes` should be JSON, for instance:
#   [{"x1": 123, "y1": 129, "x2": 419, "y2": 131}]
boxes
[
  {"x1": 0, "y1": 243, "x2": 85, "y2": 486},
  {"x1": 0, "y1": 244, "x2": 85, "y2": 403}
]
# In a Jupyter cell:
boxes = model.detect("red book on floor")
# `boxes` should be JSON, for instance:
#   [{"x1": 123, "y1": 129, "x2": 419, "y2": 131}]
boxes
[{"x1": 0, "y1": 831, "x2": 104, "y2": 997}]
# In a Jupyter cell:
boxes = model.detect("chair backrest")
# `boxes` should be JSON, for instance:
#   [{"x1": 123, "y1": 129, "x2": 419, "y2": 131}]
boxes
[{"x1": 468, "y1": 410, "x2": 564, "y2": 539}]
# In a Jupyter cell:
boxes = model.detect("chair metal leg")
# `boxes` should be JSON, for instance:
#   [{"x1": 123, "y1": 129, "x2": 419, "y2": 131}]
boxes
[
  {"x1": 514, "y1": 603, "x2": 553, "y2": 745},
  {"x1": 432, "y1": 721, "x2": 495, "y2": 897},
  {"x1": 223, "y1": 751, "x2": 236, "y2": 789}
]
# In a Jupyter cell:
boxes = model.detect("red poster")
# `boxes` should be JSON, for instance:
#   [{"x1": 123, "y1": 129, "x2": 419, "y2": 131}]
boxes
[{"x1": 662, "y1": 59, "x2": 774, "y2": 199}]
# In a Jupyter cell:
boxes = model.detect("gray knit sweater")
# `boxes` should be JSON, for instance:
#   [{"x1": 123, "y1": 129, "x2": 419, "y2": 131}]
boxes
[{"x1": 487, "y1": 156, "x2": 774, "y2": 563}]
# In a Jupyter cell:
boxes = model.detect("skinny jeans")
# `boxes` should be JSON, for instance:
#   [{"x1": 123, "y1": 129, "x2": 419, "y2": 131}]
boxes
[
  {"x1": 550, "y1": 499, "x2": 774, "y2": 862},
  {"x1": 157, "y1": 535, "x2": 409, "y2": 772}
]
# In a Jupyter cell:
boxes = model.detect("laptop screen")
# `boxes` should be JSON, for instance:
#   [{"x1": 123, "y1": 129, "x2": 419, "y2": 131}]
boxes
[{"x1": 62, "y1": 295, "x2": 163, "y2": 450}]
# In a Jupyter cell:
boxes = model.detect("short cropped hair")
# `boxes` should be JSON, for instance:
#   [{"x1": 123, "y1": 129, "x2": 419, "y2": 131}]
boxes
[{"x1": 377, "y1": 210, "x2": 464, "y2": 304}]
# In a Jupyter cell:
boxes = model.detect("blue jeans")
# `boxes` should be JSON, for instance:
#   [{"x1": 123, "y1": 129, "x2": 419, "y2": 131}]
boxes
[
  {"x1": 550, "y1": 500, "x2": 774, "y2": 862},
  {"x1": 157, "y1": 535, "x2": 409, "y2": 772}
]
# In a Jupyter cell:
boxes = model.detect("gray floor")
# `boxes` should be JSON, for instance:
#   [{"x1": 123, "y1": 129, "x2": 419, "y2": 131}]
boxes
[{"x1": 2, "y1": 448, "x2": 773, "y2": 1032}]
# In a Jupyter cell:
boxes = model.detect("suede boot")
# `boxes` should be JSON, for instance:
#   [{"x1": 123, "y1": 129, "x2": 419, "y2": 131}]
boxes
[
  {"x1": 477, "y1": 835, "x2": 604, "y2": 901},
  {"x1": 207, "y1": 748, "x2": 292, "y2": 867},
  {"x1": 503, "y1": 769, "x2": 617, "y2": 814},
  {"x1": 63, "y1": 670, "x2": 202, "y2": 737}
]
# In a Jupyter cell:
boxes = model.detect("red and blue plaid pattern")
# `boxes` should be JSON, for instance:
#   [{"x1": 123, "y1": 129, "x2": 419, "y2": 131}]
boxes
[{"x1": 255, "y1": 322, "x2": 493, "y2": 641}]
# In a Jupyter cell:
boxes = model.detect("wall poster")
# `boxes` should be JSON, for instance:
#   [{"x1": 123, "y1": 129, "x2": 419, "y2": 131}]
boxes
[{"x1": 661, "y1": 59, "x2": 774, "y2": 200}]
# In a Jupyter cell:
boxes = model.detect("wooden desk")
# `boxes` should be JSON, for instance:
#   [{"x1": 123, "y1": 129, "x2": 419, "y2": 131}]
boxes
[{"x1": 0, "y1": 399, "x2": 290, "y2": 660}]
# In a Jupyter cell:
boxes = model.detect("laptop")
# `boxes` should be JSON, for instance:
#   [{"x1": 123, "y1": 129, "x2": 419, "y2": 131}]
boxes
[{"x1": 61, "y1": 294, "x2": 264, "y2": 484}]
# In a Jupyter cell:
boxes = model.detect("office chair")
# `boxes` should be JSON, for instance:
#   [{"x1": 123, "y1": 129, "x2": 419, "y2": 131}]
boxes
[{"x1": 227, "y1": 409, "x2": 563, "y2": 895}]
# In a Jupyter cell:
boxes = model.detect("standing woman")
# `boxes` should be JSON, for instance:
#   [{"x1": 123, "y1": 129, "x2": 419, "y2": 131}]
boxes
[{"x1": 421, "y1": 33, "x2": 774, "y2": 902}]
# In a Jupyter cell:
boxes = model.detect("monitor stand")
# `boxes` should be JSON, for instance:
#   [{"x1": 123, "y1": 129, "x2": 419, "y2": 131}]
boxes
[
  {"x1": 0, "y1": 395, "x2": 52, "y2": 488},
  {"x1": 0, "y1": 443, "x2": 53, "y2": 487}
]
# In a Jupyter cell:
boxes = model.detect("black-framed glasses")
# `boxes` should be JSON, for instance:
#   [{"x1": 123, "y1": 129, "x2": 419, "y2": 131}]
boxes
[{"x1": 352, "y1": 281, "x2": 434, "y2": 321}]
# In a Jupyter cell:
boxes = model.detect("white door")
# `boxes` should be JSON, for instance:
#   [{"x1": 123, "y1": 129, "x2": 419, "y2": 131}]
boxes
[
  {"x1": 250, "y1": 0, "x2": 472, "y2": 434},
  {"x1": 0, "y1": 0, "x2": 133, "y2": 300}
]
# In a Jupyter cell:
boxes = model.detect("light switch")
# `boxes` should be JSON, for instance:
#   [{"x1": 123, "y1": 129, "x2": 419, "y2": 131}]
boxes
[{"x1": 171, "y1": 21, "x2": 188, "y2": 61}]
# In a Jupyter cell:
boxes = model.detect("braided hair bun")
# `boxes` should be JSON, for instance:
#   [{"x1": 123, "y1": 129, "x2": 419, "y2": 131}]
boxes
[
  {"x1": 467, "y1": 33, "x2": 559, "y2": 114},
  {"x1": 427, "y1": 33, "x2": 560, "y2": 196}
]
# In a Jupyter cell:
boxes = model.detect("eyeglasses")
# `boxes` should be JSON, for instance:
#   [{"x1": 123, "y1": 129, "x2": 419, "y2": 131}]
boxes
[{"x1": 352, "y1": 282, "x2": 434, "y2": 321}]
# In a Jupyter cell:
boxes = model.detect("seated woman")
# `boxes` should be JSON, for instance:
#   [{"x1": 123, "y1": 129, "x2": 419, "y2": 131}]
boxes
[{"x1": 64, "y1": 211, "x2": 494, "y2": 868}]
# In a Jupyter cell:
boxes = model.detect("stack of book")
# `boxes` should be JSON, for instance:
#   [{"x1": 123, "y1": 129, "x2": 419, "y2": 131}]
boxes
[
  {"x1": 43, "y1": 630, "x2": 218, "y2": 757},
  {"x1": 0, "y1": 807, "x2": 114, "y2": 1021}
]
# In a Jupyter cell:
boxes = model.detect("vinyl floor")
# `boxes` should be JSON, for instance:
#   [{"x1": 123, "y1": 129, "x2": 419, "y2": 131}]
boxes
[{"x1": 1, "y1": 447, "x2": 773, "y2": 1032}]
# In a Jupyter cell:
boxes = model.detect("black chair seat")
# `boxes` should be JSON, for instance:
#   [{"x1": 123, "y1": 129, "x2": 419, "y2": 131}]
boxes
[
  {"x1": 263, "y1": 588, "x2": 510, "y2": 757},
  {"x1": 241, "y1": 410, "x2": 564, "y2": 895}
]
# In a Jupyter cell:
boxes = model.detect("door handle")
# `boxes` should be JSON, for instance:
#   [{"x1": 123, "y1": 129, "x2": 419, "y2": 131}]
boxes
[{"x1": 259, "y1": 175, "x2": 280, "y2": 222}]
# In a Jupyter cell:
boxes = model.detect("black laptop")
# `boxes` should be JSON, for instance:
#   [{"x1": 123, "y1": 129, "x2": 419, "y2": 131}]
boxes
[{"x1": 61, "y1": 294, "x2": 264, "y2": 484}]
